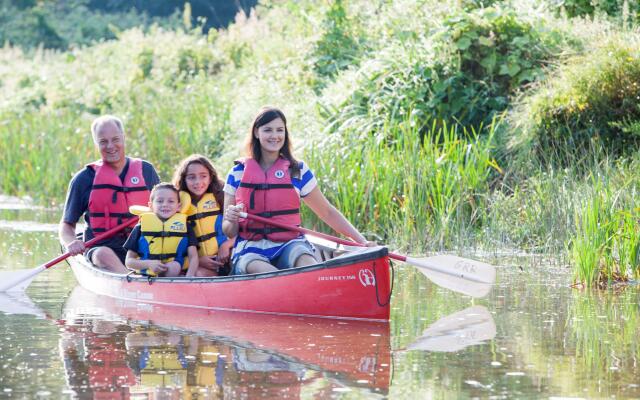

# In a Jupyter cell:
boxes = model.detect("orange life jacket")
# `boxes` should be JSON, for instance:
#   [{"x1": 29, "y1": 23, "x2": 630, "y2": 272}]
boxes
[
  {"x1": 87, "y1": 158, "x2": 150, "y2": 235},
  {"x1": 235, "y1": 157, "x2": 301, "y2": 242}
]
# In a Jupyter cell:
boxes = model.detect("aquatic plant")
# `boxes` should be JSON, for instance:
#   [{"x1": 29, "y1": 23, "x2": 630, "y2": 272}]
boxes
[{"x1": 567, "y1": 174, "x2": 639, "y2": 287}]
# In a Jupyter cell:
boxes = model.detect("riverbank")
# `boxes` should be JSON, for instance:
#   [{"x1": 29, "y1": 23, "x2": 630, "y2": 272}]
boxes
[{"x1": 1, "y1": 0, "x2": 638, "y2": 285}]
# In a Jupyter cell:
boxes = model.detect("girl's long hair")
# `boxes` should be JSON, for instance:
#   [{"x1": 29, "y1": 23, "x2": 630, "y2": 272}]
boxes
[
  {"x1": 172, "y1": 154, "x2": 225, "y2": 208},
  {"x1": 245, "y1": 106, "x2": 301, "y2": 177}
]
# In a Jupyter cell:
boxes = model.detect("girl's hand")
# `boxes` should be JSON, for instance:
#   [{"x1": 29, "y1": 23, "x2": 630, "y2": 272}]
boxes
[
  {"x1": 199, "y1": 255, "x2": 223, "y2": 271},
  {"x1": 217, "y1": 240, "x2": 233, "y2": 264}
]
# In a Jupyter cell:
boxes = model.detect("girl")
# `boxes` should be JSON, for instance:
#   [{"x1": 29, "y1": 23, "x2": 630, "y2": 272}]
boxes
[
  {"x1": 124, "y1": 183, "x2": 199, "y2": 277},
  {"x1": 222, "y1": 106, "x2": 373, "y2": 275},
  {"x1": 173, "y1": 154, "x2": 233, "y2": 277}
]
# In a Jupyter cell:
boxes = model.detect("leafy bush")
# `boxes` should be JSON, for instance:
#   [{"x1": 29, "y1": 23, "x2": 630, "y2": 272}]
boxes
[
  {"x1": 511, "y1": 40, "x2": 640, "y2": 161},
  {"x1": 552, "y1": 0, "x2": 639, "y2": 22},
  {"x1": 439, "y1": 6, "x2": 562, "y2": 123},
  {"x1": 309, "y1": 0, "x2": 366, "y2": 89},
  {"x1": 322, "y1": 5, "x2": 564, "y2": 140}
]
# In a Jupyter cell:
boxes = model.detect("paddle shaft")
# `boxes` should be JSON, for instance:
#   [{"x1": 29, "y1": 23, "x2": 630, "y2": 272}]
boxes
[
  {"x1": 238, "y1": 212, "x2": 405, "y2": 260},
  {"x1": 239, "y1": 212, "x2": 495, "y2": 288},
  {"x1": 46, "y1": 218, "x2": 138, "y2": 269}
]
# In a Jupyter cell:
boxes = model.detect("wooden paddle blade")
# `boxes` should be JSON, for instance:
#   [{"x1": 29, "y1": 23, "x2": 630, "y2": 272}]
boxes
[
  {"x1": 0, "y1": 266, "x2": 46, "y2": 293},
  {"x1": 406, "y1": 305, "x2": 496, "y2": 352},
  {"x1": 406, "y1": 255, "x2": 496, "y2": 298}
]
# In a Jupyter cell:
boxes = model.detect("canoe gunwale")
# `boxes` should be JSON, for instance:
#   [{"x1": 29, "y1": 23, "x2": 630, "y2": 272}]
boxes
[{"x1": 72, "y1": 245, "x2": 390, "y2": 284}]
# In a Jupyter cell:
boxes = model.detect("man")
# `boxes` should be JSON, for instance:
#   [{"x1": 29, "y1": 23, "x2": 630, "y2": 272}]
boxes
[{"x1": 59, "y1": 115, "x2": 160, "y2": 273}]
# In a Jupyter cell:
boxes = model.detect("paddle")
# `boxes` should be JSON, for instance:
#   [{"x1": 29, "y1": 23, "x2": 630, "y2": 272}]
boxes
[
  {"x1": 239, "y1": 212, "x2": 496, "y2": 298},
  {"x1": 0, "y1": 218, "x2": 138, "y2": 293}
]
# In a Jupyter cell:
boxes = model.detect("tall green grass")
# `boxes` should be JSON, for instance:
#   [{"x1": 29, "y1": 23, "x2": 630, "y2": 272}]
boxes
[
  {"x1": 567, "y1": 176, "x2": 639, "y2": 287},
  {"x1": 306, "y1": 115, "x2": 499, "y2": 251}
]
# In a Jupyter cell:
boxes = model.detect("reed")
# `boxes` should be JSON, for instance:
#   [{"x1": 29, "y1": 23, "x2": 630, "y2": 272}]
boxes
[
  {"x1": 567, "y1": 172, "x2": 639, "y2": 287},
  {"x1": 568, "y1": 186, "x2": 616, "y2": 287},
  {"x1": 305, "y1": 115, "x2": 499, "y2": 252}
]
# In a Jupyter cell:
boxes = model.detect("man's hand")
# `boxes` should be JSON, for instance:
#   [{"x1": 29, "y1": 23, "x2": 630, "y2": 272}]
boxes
[{"x1": 65, "y1": 239, "x2": 86, "y2": 256}]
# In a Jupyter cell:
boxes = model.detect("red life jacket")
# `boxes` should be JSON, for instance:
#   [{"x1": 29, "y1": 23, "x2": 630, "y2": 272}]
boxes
[
  {"x1": 87, "y1": 158, "x2": 150, "y2": 235},
  {"x1": 236, "y1": 157, "x2": 301, "y2": 242}
]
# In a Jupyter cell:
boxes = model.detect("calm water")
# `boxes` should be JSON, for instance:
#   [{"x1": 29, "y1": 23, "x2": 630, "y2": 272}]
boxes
[{"x1": 0, "y1": 203, "x2": 639, "y2": 399}]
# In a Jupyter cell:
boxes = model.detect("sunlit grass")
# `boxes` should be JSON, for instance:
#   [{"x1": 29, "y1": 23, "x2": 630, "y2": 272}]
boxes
[
  {"x1": 567, "y1": 174, "x2": 639, "y2": 287},
  {"x1": 306, "y1": 115, "x2": 499, "y2": 252}
]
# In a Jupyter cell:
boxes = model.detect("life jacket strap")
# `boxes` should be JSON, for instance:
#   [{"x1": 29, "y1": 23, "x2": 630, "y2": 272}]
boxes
[
  {"x1": 255, "y1": 208, "x2": 299, "y2": 218},
  {"x1": 187, "y1": 210, "x2": 221, "y2": 221},
  {"x1": 196, "y1": 232, "x2": 217, "y2": 243},
  {"x1": 146, "y1": 253, "x2": 182, "y2": 260},
  {"x1": 246, "y1": 227, "x2": 292, "y2": 235},
  {"x1": 141, "y1": 231, "x2": 187, "y2": 238}
]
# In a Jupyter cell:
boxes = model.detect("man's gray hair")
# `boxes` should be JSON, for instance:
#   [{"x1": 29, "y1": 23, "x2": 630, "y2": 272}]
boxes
[{"x1": 91, "y1": 115, "x2": 125, "y2": 142}]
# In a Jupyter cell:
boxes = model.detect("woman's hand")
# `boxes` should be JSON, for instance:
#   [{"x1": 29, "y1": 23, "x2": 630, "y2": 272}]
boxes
[{"x1": 224, "y1": 203, "x2": 245, "y2": 223}]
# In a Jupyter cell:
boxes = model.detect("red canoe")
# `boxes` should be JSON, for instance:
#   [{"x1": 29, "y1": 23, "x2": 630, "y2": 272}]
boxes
[{"x1": 68, "y1": 242, "x2": 392, "y2": 321}]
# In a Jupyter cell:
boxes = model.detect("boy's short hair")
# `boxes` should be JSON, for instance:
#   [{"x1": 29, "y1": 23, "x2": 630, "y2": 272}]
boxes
[{"x1": 150, "y1": 182, "x2": 179, "y2": 201}]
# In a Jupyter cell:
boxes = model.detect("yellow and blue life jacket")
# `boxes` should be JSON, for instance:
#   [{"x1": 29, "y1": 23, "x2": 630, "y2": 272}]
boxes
[
  {"x1": 184, "y1": 192, "x2": 224, "y2": 257},
  {"x1": 137, "y1": 212, "x2": 189, "y2": 276}
]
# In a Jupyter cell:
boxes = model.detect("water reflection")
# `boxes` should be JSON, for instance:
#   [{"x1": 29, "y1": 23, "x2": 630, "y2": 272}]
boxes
[
  {"x1": 406, "y1": 306, "x2": 496, "y2": 352},
  {"x1": 58, "y1": 287, "x2": 391, "y2": 398}
]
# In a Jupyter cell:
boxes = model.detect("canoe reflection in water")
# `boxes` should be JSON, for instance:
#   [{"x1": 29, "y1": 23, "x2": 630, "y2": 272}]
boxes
[{"x1": 59, "y1": 286, "x2": 392, "y2": 398}]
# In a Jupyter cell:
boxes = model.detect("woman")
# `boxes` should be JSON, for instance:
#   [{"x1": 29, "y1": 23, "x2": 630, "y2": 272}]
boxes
[{"x1": 223, "y1": 106, "x2": 372, "y2": 275}]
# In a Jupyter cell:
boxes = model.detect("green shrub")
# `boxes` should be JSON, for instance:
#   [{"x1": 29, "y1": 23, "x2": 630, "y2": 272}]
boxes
[
  {"x1": 309, "y1": 0, "x2": 365, "y2": 89},
  {"x1": 321, "y1": 5, "x2": 564, "y2": 140},
  {"x1": 553, "y1": 0, "x2": 639, "y2": 23},
  {"x1": 439, "y1": 6, "x2": 562, "y2": 124},
  {"x1": 512, "y1": 41, "x2": 640, "y2": 162}
]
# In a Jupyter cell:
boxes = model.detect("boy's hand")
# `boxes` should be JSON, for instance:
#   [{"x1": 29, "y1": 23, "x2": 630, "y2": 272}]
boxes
[{"x1": 149, "y1": 261, "x2": 168, "y2": 274}]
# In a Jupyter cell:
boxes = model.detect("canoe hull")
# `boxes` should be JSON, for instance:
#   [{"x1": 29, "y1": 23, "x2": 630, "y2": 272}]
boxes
[{"x1": 69, "y1": 246, "x2": 391, "y2": 321}]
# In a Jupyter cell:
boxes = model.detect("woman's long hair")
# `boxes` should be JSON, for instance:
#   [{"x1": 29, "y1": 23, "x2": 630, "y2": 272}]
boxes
[
  {"x1": 245, "y1": 106, "x2": 301, "y2": 177},
  {"x1": 172, "y1": 154, "x2": 225, "y2": 208}
]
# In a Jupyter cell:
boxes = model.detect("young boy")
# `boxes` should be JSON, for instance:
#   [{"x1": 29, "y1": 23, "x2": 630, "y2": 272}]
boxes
[{"x1": 124, "y1": 183, "x2": 199, "y2": 277}]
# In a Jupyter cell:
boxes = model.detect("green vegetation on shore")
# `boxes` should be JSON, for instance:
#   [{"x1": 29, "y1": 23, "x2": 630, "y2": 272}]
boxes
[{"x1": 1, "y1": 0, "x2": 639, "y2": 286}]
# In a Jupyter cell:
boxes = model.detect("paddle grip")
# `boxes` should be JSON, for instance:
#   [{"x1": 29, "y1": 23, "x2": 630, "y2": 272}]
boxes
[{"x1": 48, "y1": 218, "x2": 138, "y2": 269}]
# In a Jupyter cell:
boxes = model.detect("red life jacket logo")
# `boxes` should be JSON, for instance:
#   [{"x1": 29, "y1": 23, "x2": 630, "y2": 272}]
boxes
[
  {"x1": 359, "y1": 269, "x2": 375, "y2": 287},
  {"x1": 274, "y1": 170, "x2": 285, "y2": 179},
  {"x1": 130, "y1": 176, "x2": 140, "y2": 184}
]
